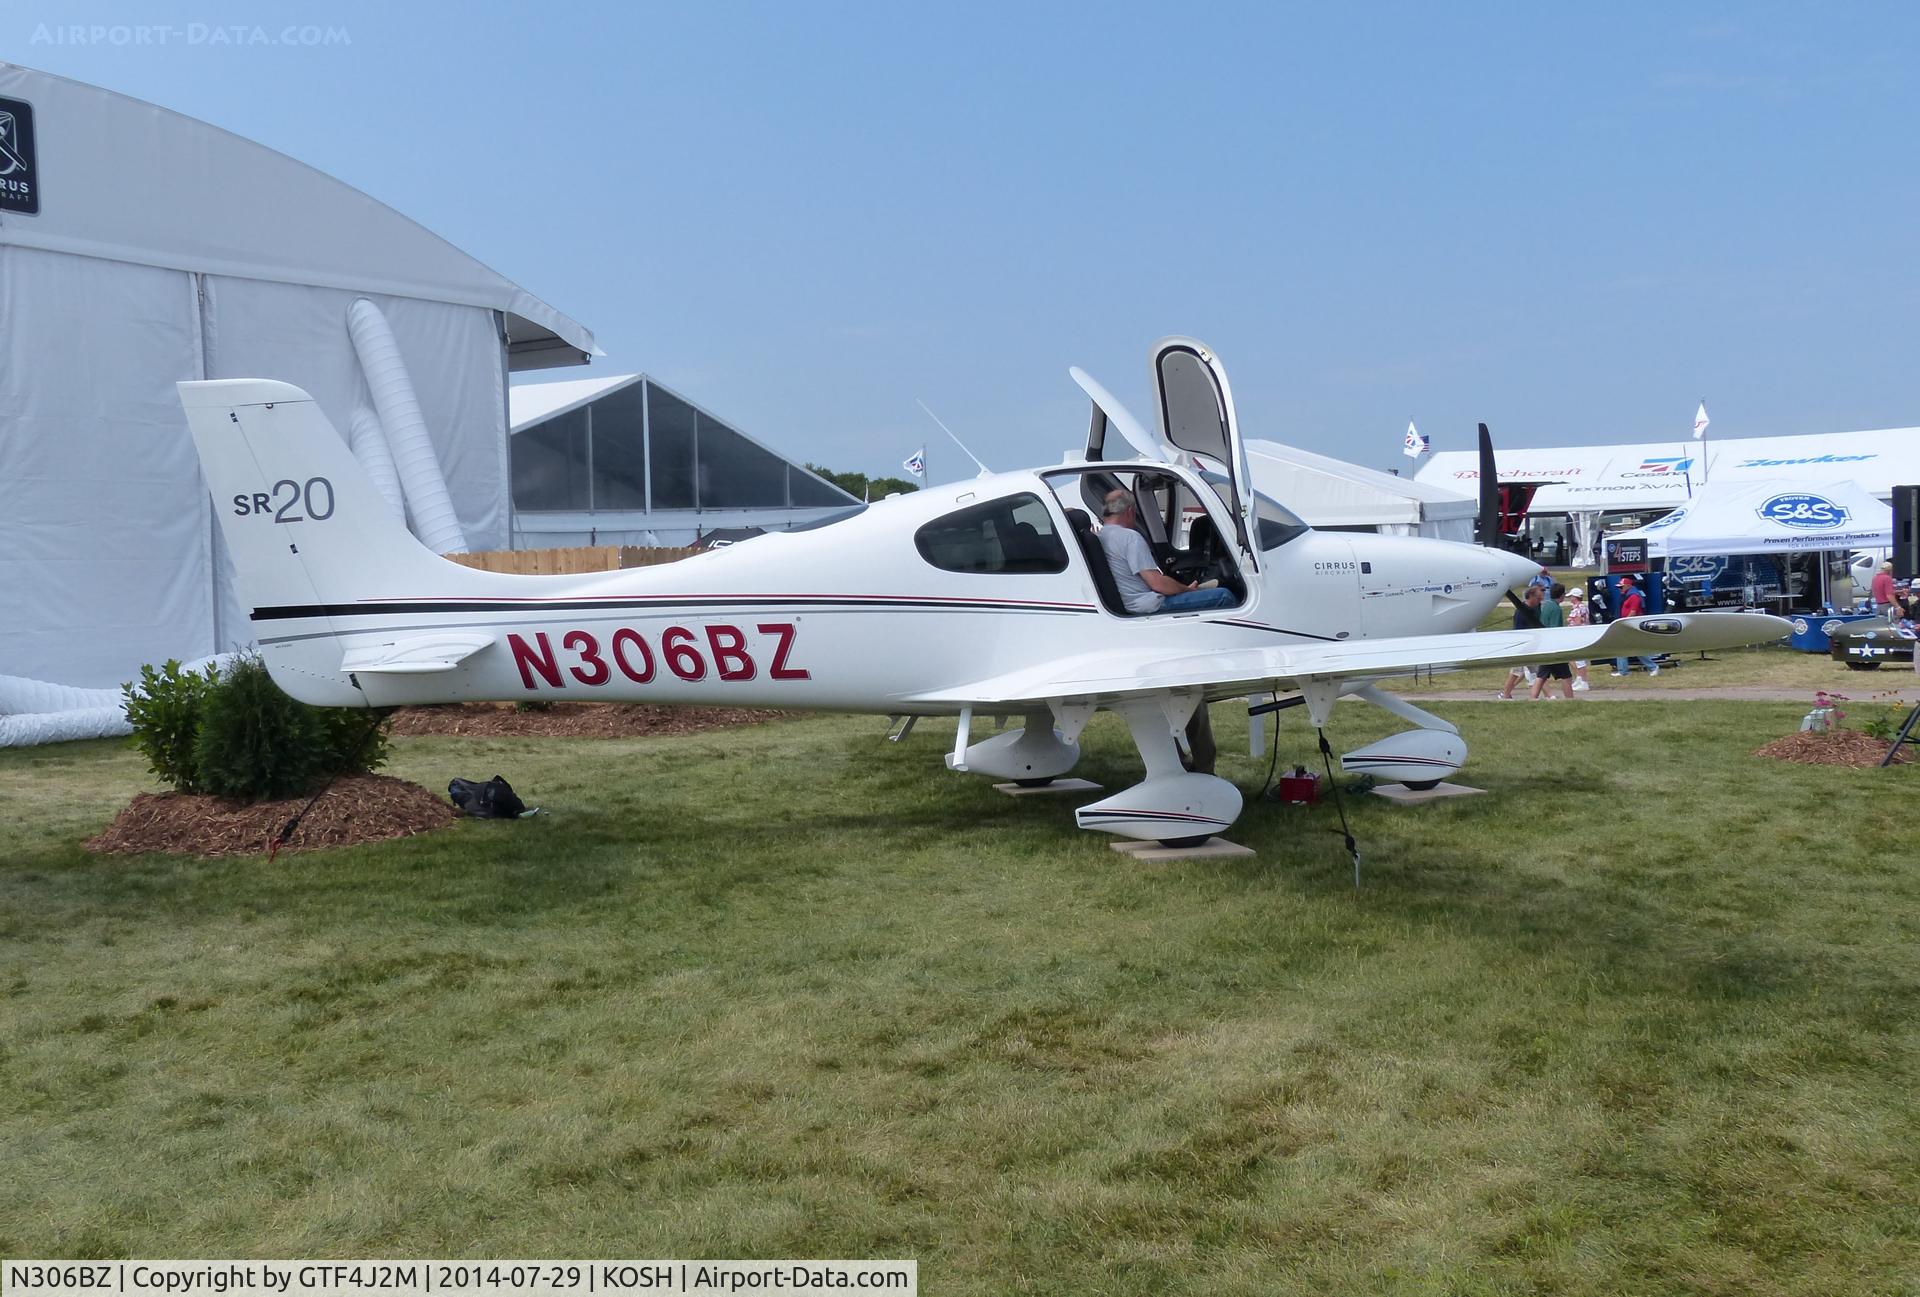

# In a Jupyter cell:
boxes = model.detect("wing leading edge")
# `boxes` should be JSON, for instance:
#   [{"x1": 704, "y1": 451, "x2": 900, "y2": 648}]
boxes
[{"x1": 899, "y1": 613, "x2": 1791, "y2": 708}]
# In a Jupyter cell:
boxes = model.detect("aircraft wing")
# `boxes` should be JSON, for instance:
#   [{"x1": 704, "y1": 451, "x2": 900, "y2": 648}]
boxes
[{"x1": 899, "y1": 612, "x2": 1790, "y2": 708}]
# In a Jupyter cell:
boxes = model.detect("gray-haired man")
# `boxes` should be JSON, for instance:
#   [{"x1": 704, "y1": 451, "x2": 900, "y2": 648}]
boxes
[{"x1": 1097, "y1": 489, "x2": 1235, "y2": 614}]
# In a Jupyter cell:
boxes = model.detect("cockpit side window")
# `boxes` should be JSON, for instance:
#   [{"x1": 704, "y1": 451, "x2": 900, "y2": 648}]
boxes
[{"x1": 915, "y1": 493, "x2": 1070, "y2": 575}]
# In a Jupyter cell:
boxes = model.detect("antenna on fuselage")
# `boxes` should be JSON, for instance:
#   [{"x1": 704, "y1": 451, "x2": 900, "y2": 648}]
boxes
[{"x1": 916, "y1": 399, "x2": 994, "y2": 477}]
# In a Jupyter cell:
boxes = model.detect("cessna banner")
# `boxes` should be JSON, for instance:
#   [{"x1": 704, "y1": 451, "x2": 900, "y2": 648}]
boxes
[{"x1": 176, "y1": 339, "x2": 1787, "y2": 844}]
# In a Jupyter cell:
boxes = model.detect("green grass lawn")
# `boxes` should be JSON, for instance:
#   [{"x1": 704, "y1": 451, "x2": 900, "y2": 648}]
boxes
[{"x1": 2, "y1": 704, "x2": 1916, "y2": 1294}]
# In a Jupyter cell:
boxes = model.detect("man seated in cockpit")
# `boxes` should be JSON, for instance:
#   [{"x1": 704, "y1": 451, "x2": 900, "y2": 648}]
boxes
[{"x1": 1098, "y1": 489, "x2": 1236, "y2": 614}]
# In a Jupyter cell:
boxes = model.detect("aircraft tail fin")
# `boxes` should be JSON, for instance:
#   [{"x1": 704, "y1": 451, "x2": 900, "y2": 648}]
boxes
[{"x1": 178, "y1": 379, "x2": 475, "y2": 614}]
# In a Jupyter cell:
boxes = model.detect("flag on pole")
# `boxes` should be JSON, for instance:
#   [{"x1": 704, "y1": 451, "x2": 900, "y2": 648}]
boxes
[
  {"x1": 903, "y1": 448, "x2": 926, "y2": 478},
  {"x1": 1692, "y1": 400, "x2": 1710, "y2": 439},
  {"x1": 1402, "y1": 420, "x2": 1427, "y2": 459}
]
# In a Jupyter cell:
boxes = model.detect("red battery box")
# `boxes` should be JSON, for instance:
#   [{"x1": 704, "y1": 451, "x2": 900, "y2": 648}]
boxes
[{"x1": 1276, "y1": 768, "x2": 1321, "y2": 805}]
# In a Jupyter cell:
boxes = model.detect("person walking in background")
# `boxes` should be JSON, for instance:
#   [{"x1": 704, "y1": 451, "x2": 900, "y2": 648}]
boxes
[
  {"x1": 1872, "y1": 561, "x2": 1899, "y2": 620},
  {"x1": 1611, "y1": 574, "x2": 1660, "y2": 677},
  {"x1": 1530, "y1": 582, "x2": 1576, "y2": 699},
  {"x1": 1562, "y1": 582, "x2": 1592, "y2": 692},
  {"x1": 1500, "y1": 585, "x2": 1546, "y2": 699}
]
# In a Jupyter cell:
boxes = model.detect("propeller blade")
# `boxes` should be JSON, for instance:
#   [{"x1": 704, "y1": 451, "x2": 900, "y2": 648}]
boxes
[{"x1": 1476, "y1": 422, "x2": 1500, "y2": 549}]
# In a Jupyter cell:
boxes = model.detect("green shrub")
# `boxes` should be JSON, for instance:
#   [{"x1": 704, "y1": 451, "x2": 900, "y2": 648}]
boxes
[
  {"x1": 319, "y1": 703, "x2": 392, "y2": 779},
  {"x1": 125, "y1": 654, "x2": 391, "y2": 801},
  {"x1": 122, "y1": 659, "x2": 219, "y2": 793},
  {"x1": 191, "y1": 656, "x2": 326, "y2": 799}
]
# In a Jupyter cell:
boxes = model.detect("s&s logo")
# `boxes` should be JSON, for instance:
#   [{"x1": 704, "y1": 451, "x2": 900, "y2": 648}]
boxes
[
  {"x1": 0, "y1": 96, "x2": 39, "y2": 215},
  {"x1": 1757, "y1": 493, "x2": 1849, "y2": 529}
]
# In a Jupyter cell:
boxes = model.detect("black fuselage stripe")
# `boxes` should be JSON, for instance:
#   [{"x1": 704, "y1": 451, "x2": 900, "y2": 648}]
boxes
[{"x1": 251, "y1": 596, "x2": 1098, "y2": 622}]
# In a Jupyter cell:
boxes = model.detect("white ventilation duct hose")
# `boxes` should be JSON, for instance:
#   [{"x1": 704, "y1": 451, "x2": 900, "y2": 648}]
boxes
[
  {"x1": 0, "y1": 653, "x2": 239, "y2": 748},
  {"x1": 0, "y1": 674, "x2": 129, "y2": 745},
  {"x1": 0, "y1": 674, "x2": 122, "y2": 715},
  {"x1": 347, "y1": 298, "x2": 467, "y2": 554},
  {"x1": 348, "y1": 402, "x2": 408, "y2": 524}
]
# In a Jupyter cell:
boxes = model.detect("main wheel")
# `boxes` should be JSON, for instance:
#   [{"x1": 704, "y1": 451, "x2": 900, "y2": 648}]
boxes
[
  {"x1": 1846, "y1": 661, "x2": 1880, "y2": 671},
  {"x1": 1014, "y1": 776, "x2": 1056, "y2": 788},
  {"x1": 1402, "y1": 778, "x2": 1442, "y2": 791},
  {"x1": 1155, "y1": 833, "x2": 1213, "y2": 849}
]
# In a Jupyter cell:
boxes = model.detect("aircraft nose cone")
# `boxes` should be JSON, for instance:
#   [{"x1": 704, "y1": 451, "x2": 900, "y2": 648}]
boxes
[{"x1": 1496, "y1": 550, "x2": 1540, "y2": 591}]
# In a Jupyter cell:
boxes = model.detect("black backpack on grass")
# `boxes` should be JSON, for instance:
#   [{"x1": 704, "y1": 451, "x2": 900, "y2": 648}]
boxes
[{"x1": 447, "y1": 775, "x2": 528, "y2": 819}]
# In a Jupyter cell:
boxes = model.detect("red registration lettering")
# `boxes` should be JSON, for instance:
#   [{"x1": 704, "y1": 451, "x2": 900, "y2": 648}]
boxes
[
  {"x1": 507, "y1": 632, "x2": 562, "y2": 690},
  {"x1": 661, "y1": 626, "x2": 706, "y2": 680},
  {"x1": 706, "y1": 625, "x2": 756, "y2": 680},
  {"x1": 611, "y1": 627, "x2": 655, "y2": 682},
  {"x1": 757, "y1": 622, "x2": 810, "y2": 680},
  {"x1": 565, "y1": 630, "x2": 610, "y2": 685}
]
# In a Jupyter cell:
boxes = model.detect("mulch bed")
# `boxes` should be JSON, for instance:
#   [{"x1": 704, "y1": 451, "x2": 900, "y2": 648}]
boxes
[
  {"x1": 84, "y1": 774, "x2": 458, "y2": 857},
  {"x1": 386, "y1": 702, "x2": 787, "y2": 738},
  {"x1": 84, "y1": 707, "x2": 784, "y2": 857},
  {"x1": 1754, "y1": 729, "x2": 1909, "y2": 767}
]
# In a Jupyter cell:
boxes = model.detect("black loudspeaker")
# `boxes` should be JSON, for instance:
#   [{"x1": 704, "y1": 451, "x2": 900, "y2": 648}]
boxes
[{"x1": 1895, "y1": 484, "x2": 1920, "y2": 581}]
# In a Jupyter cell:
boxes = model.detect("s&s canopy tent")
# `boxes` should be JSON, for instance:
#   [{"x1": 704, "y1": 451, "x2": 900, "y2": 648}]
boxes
[{"x1": 1608, "y1": 479, "x2": 1892, "y2": 557}]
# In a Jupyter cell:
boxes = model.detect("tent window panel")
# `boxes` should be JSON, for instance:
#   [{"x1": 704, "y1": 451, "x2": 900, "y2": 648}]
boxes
[
  {"x1": 511, "y1": 408, "x2": 590, "y2": 511},
  {"x1": 590, "y1": 382, "x2": 648, "y2": 511},
  {"x1": 697, "y1": 414, "x2": 789, "y2": 508},
  {"x1": 789, "y1": 468, "x2": 851, "y2": 507},
  {"x1": 648, "y1": 386, "x2": 697, "y2": 510}
]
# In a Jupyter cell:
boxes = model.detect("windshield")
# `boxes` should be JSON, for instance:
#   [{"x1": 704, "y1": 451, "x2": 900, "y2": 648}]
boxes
[{"x1": 1202, "y1": 472, "x2": 1309, "y2": 550}]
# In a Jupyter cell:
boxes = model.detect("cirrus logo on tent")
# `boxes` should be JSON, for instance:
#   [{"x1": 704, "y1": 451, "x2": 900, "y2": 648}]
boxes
[
  {"x1": 1645, "y1": 508, "x2": 1687, "y2": 530},
  {"x1": 1757, "y1": 493, "x2": 1850, "y2": 529}
]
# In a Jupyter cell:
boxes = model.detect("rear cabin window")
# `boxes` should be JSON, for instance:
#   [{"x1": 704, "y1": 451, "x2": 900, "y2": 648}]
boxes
[{"x1": 915, "y1": 493, "x2": 1069, "y2": 575}]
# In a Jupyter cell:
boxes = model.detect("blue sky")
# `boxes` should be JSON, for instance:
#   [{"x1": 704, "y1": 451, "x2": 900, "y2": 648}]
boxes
[{"x1": 17, "y1": 1, "x2": 1920, "y2": 481}]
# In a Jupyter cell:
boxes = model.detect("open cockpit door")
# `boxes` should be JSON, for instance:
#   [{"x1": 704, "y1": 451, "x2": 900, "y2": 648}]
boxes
[
  {"x1": 1070, "y1": 366, "x2": 1175, "y2": 466},
  {"x1": 1150, "y1": 337, "x2": 1257, "y2": 564}
]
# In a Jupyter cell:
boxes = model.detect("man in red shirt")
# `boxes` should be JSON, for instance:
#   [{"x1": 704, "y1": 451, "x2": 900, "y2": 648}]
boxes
[
  {"x1": 1872, "y1": 561, "x2": 1898, "y2": 620},
  {"x1": 1611, "y1": 575, "x2": 1661, "y2": 677}
]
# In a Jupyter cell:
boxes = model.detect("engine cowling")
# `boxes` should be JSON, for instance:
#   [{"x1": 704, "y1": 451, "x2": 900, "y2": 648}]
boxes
[{"x1": 1339, "y1": 729, "x2": 1466, "y2": 788}]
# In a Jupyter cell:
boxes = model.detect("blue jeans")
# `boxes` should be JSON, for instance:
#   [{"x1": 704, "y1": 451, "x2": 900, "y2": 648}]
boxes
[
  {"x1": 1162, "y1": 587, "x2": 1237, "y2": 612},
  {"x1": 1614, "y1": 656, "x2": 1657, "y2": 673}
]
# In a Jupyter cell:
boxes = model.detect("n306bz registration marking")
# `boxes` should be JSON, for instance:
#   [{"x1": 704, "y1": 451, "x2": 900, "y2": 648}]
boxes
[{"x1": 507, "y1": 622, "x2": 809, "y2": 690}]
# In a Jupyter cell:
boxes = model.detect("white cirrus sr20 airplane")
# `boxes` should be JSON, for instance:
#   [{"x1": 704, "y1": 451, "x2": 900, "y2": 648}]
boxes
[{"x1": 177, "y1": 337, "x2": 1788, "y2": 845}]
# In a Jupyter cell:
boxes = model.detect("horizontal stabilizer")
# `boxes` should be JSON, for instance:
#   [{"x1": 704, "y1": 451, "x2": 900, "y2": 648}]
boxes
[{"x1": 339, "y1": 632, "x2": 495, "y2": 675}]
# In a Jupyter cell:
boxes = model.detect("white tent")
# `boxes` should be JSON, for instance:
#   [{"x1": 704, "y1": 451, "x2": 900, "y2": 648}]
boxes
[
  {"x1": 1246, "y1": 440, "x2": 1476, "y2": 541},
  {"x1": 1608, "y1": 479, "x2": 1892, "y2": 557},
  {"x1": 508, "y1": 374, "x2": 860, "y2": 547},
  {"x1": 0, "y1": 64, "x2": 594, "y2": 688},
  {"x1": 1416, "y1": 426, "x2": 1920, "y2": 515}
]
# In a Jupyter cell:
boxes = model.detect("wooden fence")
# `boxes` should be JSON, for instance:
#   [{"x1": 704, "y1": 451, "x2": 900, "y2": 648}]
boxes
[{"x1": 444, "y1": 545, "x2": 700, "y2": 576}]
